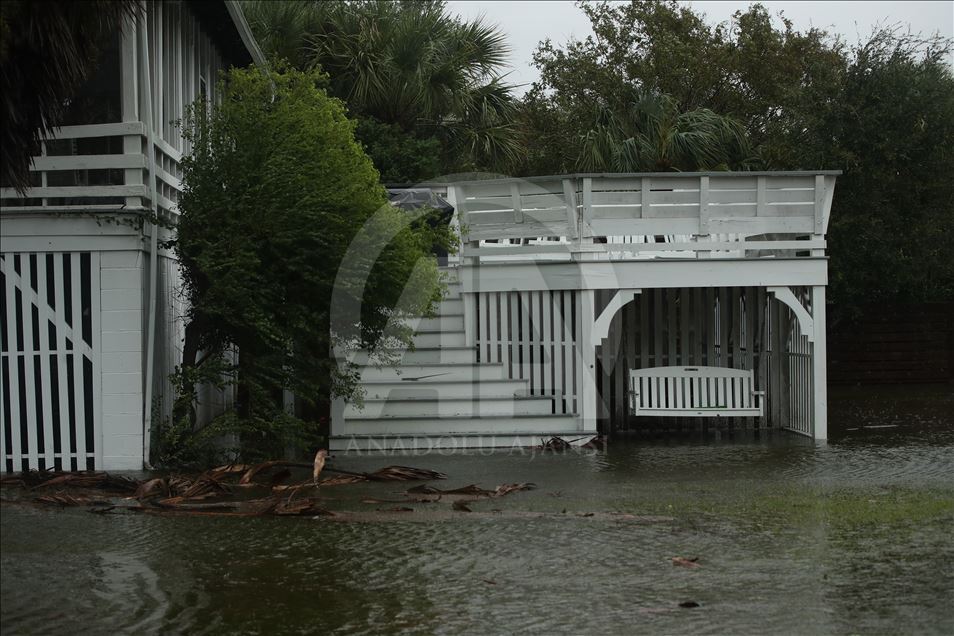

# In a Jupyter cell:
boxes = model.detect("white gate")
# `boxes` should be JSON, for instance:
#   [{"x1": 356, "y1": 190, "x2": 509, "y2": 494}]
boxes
[{"x1": 1, "y1": 252, "x2": 101, "y2": 472}]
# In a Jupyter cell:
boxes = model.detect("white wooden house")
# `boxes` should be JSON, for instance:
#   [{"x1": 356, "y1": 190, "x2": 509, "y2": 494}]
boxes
[
  {"x1": 0, "y1": 2, "x2": 839, "y2": 469},
  {"x1": 331, "y1": 173, "x2": 838, "y2": 450},
  {"x1": 0, "y1": 1, "x2": 264, "y2": 471}
]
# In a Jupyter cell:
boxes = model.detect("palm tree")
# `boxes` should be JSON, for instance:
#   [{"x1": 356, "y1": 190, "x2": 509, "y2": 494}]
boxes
[
  {"x1": 242, "y1": 0, "x2": 521, "y2": 175},
  {"x1": 578, "y1": 91, "x2": 755, "y2": 172},
  {"x1": 0, "y1": 0, "x2": 139, "y2": 193}
]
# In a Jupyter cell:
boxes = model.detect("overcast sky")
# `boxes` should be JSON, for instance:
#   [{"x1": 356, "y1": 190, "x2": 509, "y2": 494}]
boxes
[{"x1": 447, "y1": 1, "x2": 954, "y2": 94}]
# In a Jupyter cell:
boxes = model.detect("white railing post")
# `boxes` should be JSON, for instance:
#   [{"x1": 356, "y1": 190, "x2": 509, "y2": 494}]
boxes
[{"x1": 698, "y1": 175, "x2": 711, "y2": 258}]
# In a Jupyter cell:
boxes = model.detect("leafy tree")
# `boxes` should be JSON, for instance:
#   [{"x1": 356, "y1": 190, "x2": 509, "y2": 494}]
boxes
[
  {"x1": 165, "y1": 66, "x2": 450, "y2": 464},
  {"x1": 242, "y1": 0, "x2": 521, "y2": 180},
  {"x1": 578, "y1": 90, "x2": 753, "y2": 171},
  {"x1": 529, "y1": 1, "x2": 844, "y2": 170},
  {"x1": 524, "y1": 1, "x2": 954, "y2": 304},
  {"x1": 0, "y1": 0, "x2": 139, "y2": 192},
  {"x1": 822, "y1": 30, "x2": 954, "y2": 305}
]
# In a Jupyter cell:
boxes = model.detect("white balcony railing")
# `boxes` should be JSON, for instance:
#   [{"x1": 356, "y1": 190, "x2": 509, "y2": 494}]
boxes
[
  {"x1": 0, "y1": 121, "x2": 182, "y2": 217},
  {"x1": 450, "y1": 172, "x2": 838, "y2": 262}
]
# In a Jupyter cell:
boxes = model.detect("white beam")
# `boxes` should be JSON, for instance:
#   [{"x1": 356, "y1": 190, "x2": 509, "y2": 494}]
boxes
[
  {"x1": 462, "y1": 258, "x2": 828, "y2": 294},
  {"x1": 592, "y1": 289, "x2": 641, "y2": 346},
  {"x1": 768, "y1": 286, "x2": 815, "y2": 341}
]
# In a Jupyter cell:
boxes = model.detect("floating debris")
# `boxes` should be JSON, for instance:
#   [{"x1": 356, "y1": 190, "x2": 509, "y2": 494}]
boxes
[
  {"x1": 678, "y1": 601, "x2": 701, "y2": 608},
  {"x1": 672, "y1": 557, "x2": 701, "y2": 568}
]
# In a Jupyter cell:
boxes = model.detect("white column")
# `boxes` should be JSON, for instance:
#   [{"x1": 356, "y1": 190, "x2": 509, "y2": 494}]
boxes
[
  {"x1": 579, "y1": 289, "x2": 597, "y2": 432},
  {"x1": 811, "y1": 285, "x2": 828, "y2": 440}
]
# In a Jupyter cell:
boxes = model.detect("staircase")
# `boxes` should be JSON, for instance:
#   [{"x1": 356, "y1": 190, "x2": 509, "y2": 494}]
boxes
[{"x1": 330, "y1": 270, "x2": 587, "y2": 451}]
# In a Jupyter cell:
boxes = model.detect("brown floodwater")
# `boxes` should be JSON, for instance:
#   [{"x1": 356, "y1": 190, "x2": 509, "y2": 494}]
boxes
[{"x1": 1, "y1": 385, "x2": 952, "y2": 635}]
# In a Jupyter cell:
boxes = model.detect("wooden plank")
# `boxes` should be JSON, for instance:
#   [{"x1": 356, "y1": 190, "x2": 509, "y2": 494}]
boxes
[
  {"x1": 488, "y1": 292, "x2": 498, "y2": 364},
  {"x1": 4, "y1": 256, "x2": 23, "y2": 471},
  {"x1": 520, "y1": 291, "x2": 531, "y2": 382},
  {"x1": 707, "y1": 217, "x2": 814, "y2": 234},
  {"x1": 509, "y1": 292, "x2": 520, "y2": 380},
  {"x1": 640, "y1": 290, "x2": 649, "y2": 372},
  {"x1": 698, "y1": 176, "x2": 710, "y2": 234},
  {"x1": 562, "y1": 179, "x2": 580, "y2": 239},
  {"x1": 591, "y1": 190, "x2": 644, "y2": 207},
  {"x1": 52, "y1": 254, "x2": 71, "y2": 469},
  {"x1": 814, "y1": 174, "x2": 826, "y2": 235},
  {"x1": 36, "y1": 255, "x2": 55, "y2": 467},
  {"x1": 43, "y1": 122, "x2": 145, "y2": 141},
  {"x1": 581, "y1": 177, "x2": 594, "y2": 237},
  {"x1": 667, "y1": 289, "x2": 677, "y2": 366},
  {"x1": 542, "y1": 290, "x2": 553, "y2": 401},
  {"x1": 589, "y1": 217, "x2": 700, "y2": 237},
  {"x1": 70, "y1": 253, "x2": 87, "y2": 468},
  {"x1": 653, "y1": 289, "x2": 663, "y2": 368},
  {"x1": 30, "y1": 154, "x2": 147, "y2": 172},
  {"x1": 562, "y1": 291, "x2": 575, "y2": 412},
  {"x1": 679, "y1": 288, "x2": 690, "y2": 366},
  {"x1": 579, "y1": 290, "x2": 597, "y2": 427},
  {"x1": 642, "y1": 204, "x2": 701, "y2": 218},
  {"x1": 1, "y1": 185, "x2": 149, "y2": 199},
  {"x1": 90, "y1": 252, "x2": 102, "y2": 468},
  {"x1": 21, "y1": 255, "x2": 39, "y2": 469}
]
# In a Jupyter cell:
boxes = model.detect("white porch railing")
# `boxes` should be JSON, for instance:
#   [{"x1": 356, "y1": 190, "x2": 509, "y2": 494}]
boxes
[
  {"x1": 449, "y1": 172, "x2": 838, "y2": 262},
  {"x1": 0, "y1": 121, "x2": 182, "y2": 217}
]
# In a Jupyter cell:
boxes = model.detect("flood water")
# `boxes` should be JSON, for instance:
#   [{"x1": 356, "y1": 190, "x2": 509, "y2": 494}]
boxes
[{"x1": 2, "y1": 385, "x2": 952, "y2": 635}]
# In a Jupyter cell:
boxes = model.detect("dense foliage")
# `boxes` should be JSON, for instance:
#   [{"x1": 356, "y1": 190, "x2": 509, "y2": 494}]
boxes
[
  {"x1": 243, "y1": 0, "x2": 520, "y2": 182},
  {"x1": 164, "y1": 66, "x2": 450, "y2": 464},
  {"x1": 523, "y1": 1, "x2": 954, "y2": 304},
  {"x1": 0, "y1": 0, "x2": 139, "y2": 192}
]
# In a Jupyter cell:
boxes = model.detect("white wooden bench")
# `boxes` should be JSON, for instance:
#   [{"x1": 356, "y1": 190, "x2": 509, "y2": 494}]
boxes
[{"x1": 629, "y1": 366, "x2": 764, "y2": 417}]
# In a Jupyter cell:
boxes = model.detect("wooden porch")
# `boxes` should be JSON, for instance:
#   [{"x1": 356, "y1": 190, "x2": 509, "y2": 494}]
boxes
[{"x1": 331, "y1": 171, "x2": 838, "y2": 449}]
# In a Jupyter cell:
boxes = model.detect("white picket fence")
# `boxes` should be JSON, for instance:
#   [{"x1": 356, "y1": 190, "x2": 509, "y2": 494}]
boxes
[{"x1": 1, "y1": 252, "x2": 101, "y2": 471}]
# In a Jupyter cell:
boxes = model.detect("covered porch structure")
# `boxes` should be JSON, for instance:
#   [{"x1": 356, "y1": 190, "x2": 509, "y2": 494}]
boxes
[{"x1": 450, "y1": 171, "x2": 836, "y2": 440}]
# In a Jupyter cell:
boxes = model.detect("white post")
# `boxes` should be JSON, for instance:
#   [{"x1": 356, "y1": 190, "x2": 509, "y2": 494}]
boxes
[
  {"x1": 811, "y1": 285, "x2": 828, "y2": 440},
  {"x1": 579, "y1": 289, "x2": 597, "y2": 432}
]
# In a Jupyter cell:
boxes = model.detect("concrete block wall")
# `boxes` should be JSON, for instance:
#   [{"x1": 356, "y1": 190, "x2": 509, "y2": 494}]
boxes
[{"x1": 99, "y1": 250, "x2": 145, "y2": 470}]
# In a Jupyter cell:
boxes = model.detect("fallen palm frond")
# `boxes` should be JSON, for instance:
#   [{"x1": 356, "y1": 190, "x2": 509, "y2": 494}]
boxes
[
  {"x1": 29, "y1": 471, "x2": 139, "y2": 493},
  {"x1": 312, "y1": 449, "x2": 328, "y2": 484},
  {"x1": 492, "y1": 483, "x2": 536, "y2": 497},
  {"x1": 0, "y1": 459, "x2": 472, "y2": 520},
  {"x1": 316, "y1": 474, "x2": 367, "y2": 486},
  {"x1": 407, "y1": 482, "x2": 535, "y2": 499},
  {"x1": 365, "y1": 465, "x2": 446, "y2": 481},
  {"x1": 34, "y1": 494, "x2": 96, "y2": 506}
]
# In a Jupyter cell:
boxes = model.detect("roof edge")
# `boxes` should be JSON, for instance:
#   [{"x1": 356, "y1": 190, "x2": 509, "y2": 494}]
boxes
[{"x1": 223, "y1": 0, "x2": 267, "y2": 68}]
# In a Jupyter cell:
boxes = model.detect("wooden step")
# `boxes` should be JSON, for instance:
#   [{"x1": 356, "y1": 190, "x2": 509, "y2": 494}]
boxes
[
  {"x1": 330, "y1": 429, "x2": 598, "y2": 452},
  {"x1": 343, "y1": 394, "x2": 555, "y2": 418},
  {"x1": 349, "y1": 346, "x2": 476, "y2": 365},
  {"x1": 412, "y1": 313, "x2": 464, "y2": 332},
  {"x1": 340, "y1": 413, "x2": 580, "y2": 436},
  {"x1": 412, "y1": 330, "x2": 465, "y2": 348},
  {"x1": 360, "y1": 378, "x2": 530, "y2": 399},
  {"x1": 359, "y1": 362, "x2": 507, "y2": 382}
]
